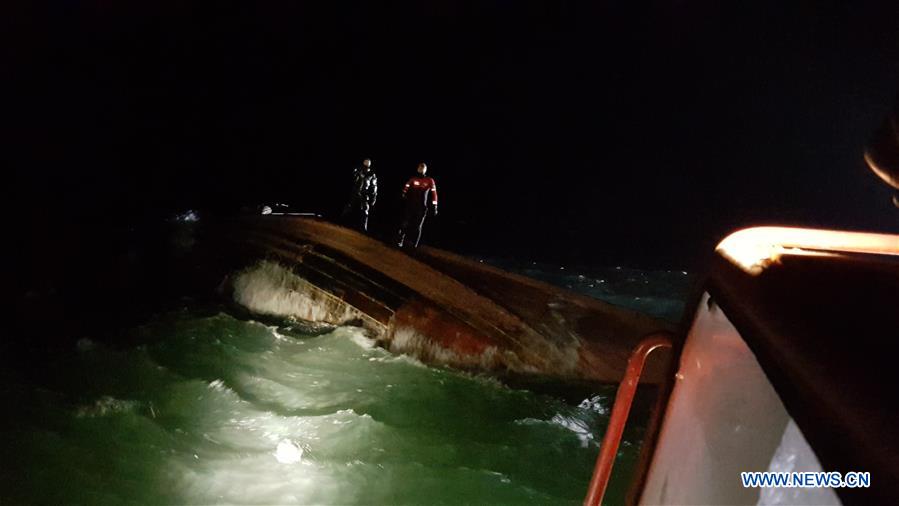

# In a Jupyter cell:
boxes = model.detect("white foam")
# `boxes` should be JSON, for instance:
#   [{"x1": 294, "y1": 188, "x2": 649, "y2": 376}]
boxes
[
  {"x1": 208, "y1": 379, "x2": 229, "y2": 391},
  {"x1": 335, "y1": 326, "x2": 376, "y2": 351},
  {"x1": 578, "y1": 395, "x2": 609, "y2": 415},
  {"x1": 389, "y1": 326, "x2": 503, "y2": 370},
  {"x1": 514, "y1": 413, "x2": 599, "y2": 448},
  {"x1": 231, "y1": 260, "x2": 360, "y2": 324},
  {"x1": 549, "y1": 413, "x2": 596, "y2": 447}
]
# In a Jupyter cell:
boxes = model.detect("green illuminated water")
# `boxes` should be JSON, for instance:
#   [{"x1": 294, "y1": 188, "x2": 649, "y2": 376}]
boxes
[{"x1": 0, "y1": 310, "x2": 644, "y2": 505}]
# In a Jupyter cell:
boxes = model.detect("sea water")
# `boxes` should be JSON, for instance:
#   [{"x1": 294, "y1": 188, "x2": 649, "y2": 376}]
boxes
[{"x1": 0, "y1": 309, "x2": 648, "y2": 505}]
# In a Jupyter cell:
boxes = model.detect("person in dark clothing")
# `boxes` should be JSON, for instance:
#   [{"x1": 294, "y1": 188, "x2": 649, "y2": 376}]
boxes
[
  {"x1": 342, "y1": 158, "x2": 378, "y2": 231},
  {"x1": 397, "y1": 162, "x2": 439, "y2": 248}
]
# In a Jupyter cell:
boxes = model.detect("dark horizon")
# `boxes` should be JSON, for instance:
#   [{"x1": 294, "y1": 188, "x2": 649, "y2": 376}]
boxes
[{"x1": 7, "y1": 0, "x2": 899, "y2": 270}]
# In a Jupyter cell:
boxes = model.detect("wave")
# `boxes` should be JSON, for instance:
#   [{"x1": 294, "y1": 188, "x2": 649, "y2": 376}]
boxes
[
  {"x1": 231, "y1": 260, "x2": 367, "y2": 327},
  {"x1": 514, "y1": 394, "x2": 611, "y2": 448}
]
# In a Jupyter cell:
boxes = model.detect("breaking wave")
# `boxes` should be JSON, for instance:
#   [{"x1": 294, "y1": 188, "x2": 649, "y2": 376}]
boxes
[
  {"x1": 0, "y1": 311, "x2": 634, "y2": 505},
  {"x1": 231, "y1": 260, "x2": 364, "y2": 327}
]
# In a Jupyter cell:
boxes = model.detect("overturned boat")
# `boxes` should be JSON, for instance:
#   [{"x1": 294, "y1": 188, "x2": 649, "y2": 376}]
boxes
[{"x1": 205, "y1": 216, "x2": 677, "y2": 385}]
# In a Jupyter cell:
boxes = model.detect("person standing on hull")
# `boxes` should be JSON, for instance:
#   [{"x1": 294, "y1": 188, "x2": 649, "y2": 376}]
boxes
[
  {"x1": 342, "y1": 158, "x2": 378, "y2": 232},
  {"x1": 397, "y1": 162, "x2": 438, "y2": 249}
]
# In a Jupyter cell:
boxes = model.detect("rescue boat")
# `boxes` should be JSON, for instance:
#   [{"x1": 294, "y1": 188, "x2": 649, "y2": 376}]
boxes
[{"x1": 582, "y1": 100, "x2": 899, "y2": 505}]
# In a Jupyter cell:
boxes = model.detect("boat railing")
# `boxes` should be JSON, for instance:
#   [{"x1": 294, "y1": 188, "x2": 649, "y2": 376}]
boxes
[{"x1": 583, "y1": 332, "x2": 674, "y2": 506}]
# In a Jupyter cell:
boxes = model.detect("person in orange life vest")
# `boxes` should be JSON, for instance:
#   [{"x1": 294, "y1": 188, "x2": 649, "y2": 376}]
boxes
[{"x1": 397, "y1": 162, "x2": 438, "y2": 248}]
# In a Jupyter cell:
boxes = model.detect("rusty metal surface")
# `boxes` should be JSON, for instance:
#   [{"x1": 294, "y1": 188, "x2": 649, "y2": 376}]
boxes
[
  {"x1": 415, "y1": 247, "x2": 676, "y2": 382},
  {"x1": 216, "y1": 216, "x2": 675, "y2": 383}
]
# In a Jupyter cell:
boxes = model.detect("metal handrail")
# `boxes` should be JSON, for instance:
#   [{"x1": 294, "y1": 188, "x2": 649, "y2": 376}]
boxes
[{"x1": 584, "y1": 332, "x2": 673, "y2": 506}]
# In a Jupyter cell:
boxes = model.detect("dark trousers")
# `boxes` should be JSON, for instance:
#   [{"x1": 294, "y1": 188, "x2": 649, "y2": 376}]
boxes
[
  {"x1": 397, "y1": 205, "x2": 427, "y2": 248},
  {"x1": 342, "y1": 198, "x2": 370, "y2": 231}
]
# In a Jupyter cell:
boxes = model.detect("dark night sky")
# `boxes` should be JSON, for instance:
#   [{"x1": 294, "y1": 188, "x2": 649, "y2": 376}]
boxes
[{"x1": 6, "y1": 0, "x2": 899, "y2": 269}]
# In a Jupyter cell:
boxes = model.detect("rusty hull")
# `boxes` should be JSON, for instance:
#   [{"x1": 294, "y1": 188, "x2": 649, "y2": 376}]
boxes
[{"x1": 218, "y1": 216, "x2": 674, "y2": 383}]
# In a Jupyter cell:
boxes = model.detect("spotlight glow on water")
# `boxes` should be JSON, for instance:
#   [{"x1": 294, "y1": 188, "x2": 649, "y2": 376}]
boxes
[
  {"x1": 275, "y1": 439, "x2": 304, "y2": 464},
  {"x1": 0, "y1": 311, "x2": 645, "y2": 505}
]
